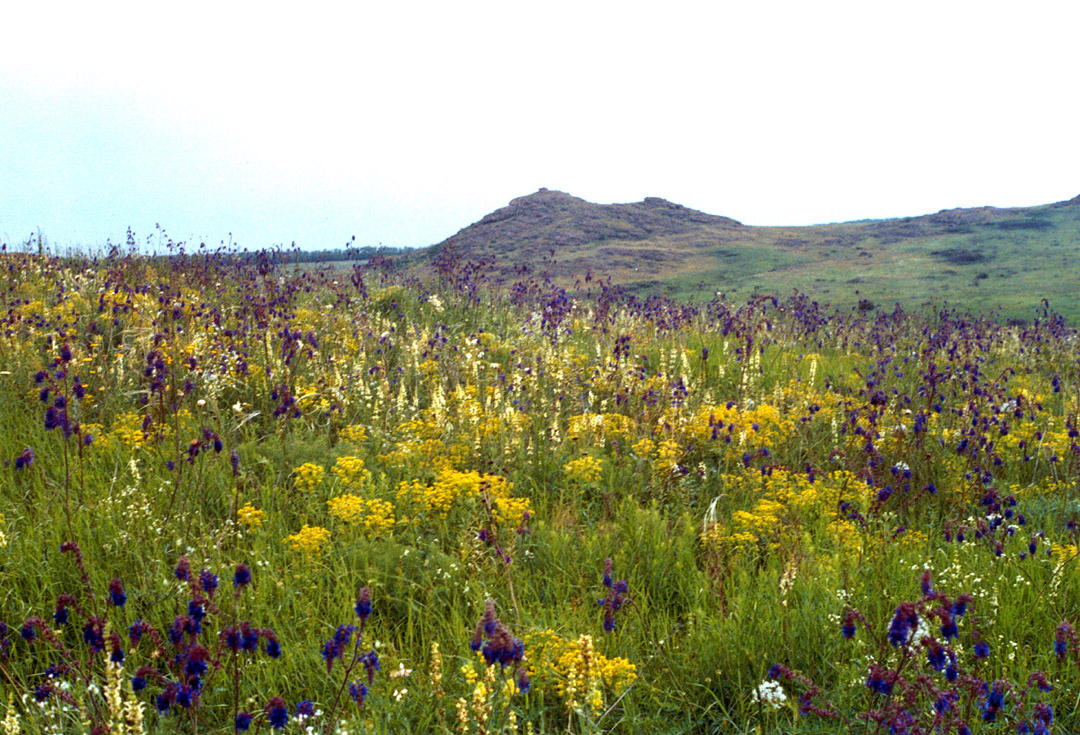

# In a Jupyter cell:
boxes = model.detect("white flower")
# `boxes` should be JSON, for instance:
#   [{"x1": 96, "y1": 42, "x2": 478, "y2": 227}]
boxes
[
  {"x1": 390, "y1": 662, "x2": 413, "y2": 678},
  {"x1": 754, "y1": 679, "x2": 787, "y2": 709},
  {"x1": 913, "y1": 615, "x2": 932, "y2": 644}
]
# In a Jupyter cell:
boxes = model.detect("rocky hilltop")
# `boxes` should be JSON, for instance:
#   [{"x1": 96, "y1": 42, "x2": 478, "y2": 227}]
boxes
[{"x1": 431, "y1": 188, "x2": 742, "y2": 277}]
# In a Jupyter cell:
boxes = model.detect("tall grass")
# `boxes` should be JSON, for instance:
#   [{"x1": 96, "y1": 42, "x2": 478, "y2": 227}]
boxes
[{"x1": 0, "y1": 247, "x2": 1076, "y2": 733}]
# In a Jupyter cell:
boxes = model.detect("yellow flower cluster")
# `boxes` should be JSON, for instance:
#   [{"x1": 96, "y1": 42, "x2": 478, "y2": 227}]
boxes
[
  {"x1": 564, "y1": 456, "x2": 603, "y2": 485},
  {"x1": 339, "y1": 424, "x2": 369, "y2": 445},
  {"x1": 686, "y1": 402, "x2": 795, "y2": 451},
  {"x1": 378, "y1": 438, "x2": 465, "y2": 473},
  {"x1": 652, "y1": 439, "x2": 684, "y2": 478},
  {"x1": 327, "y1": 493, "x2": 365, "y2": 524},
  {"x1": 293, "y1": 463, "x2": 326, "y2": 493},
  {"x1": 706, "y1": 468, "x2": 867, "y2": 553},
  {"x1": 284, "y1": 524, "x2": 331, "y2": 554},
  {"x1": 327, "y1": 494, "x2": 395, "y2": 538},
  {"x1": 237, "y1": 502, "x2": 264, "y2": 529},
  {"x1": 631, "y1": 438, "x2": 657, "y2": 458},
  {"x1": 332, "y1": 456, "x2": 372, "y2": 490},
  {"x1": 524, "y1": 630, "x2": 636, "y2": 711},
  {"x1": 567, "y1": 412, "x2": 637, "y2": 443},
  {"x1": 107, "y1": 411, "x2": 150, "y2": 448},
  {"x1": 701, "y1": 525, "x2": 757, "y2": 554},
  {"x1": 394, "y1": 469, "x2": 532, "y2": 528},
  {"x1": 490, "y1": 494, "x2": 531, "y2": 528}
]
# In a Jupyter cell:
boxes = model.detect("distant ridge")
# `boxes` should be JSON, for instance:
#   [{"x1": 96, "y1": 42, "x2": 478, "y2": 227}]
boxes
[{"x1": 412, "y1": 189, "x2": 1080, "y2": 323}]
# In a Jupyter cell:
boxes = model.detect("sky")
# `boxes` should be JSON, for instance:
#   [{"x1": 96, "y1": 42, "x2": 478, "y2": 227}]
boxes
[{"x1": 2, "y1": 0, "x2": 1079, "y2": 251}]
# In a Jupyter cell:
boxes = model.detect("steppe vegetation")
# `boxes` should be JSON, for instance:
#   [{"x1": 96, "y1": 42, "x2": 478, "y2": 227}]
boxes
[{"x1": 0, "y1": 243, "x2": 1077, "y2": 734}]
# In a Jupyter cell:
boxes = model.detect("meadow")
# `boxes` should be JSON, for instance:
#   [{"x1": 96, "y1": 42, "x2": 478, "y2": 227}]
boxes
[{"x1": 0, "y1": 245, "x2": 1077, "y2": 734}]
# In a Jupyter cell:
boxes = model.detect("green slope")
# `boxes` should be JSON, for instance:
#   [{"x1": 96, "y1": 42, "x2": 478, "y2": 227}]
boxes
[{"x1": 414, "y1": 191, "x2": 1080, "y2": 323}]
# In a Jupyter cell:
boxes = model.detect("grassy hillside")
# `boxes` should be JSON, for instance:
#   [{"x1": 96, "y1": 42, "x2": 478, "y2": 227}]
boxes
[{"x1": 416, "y1": 190, "x2": 1080, "y2": 323}]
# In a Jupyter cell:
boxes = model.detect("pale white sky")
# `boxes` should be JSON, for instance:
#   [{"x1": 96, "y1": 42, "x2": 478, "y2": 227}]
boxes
[{"x1": 2, "y1": 0, "x2": 1078, "y2": 250}]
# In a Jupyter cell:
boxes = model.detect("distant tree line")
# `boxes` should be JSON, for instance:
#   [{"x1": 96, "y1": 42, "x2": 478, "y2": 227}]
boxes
[{"x1": 269, "y1": 245, "x2": 413, "y2": 264}]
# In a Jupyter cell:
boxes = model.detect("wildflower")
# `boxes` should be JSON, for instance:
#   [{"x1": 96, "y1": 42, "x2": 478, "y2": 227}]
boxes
[
  {"x1": 53, "y1": 595, "x2": 74, "y2": 625},
  {"x1": 565, "y1": 456, "x2": 603, "y2": 484},
  {"x1": 754, "y1": 679, "x2": 787, "y2": 709},
  {"x1": 284, "y1": 524, "x2": 331, "y2": 554},
  {"x1": 981, "y1": 680, "x2": 1005, "y2": 722},
  {"x1": 472, "y1": 600, "x2": 524, "y2": 668},
  {"x1": 974, "y1": 640, "x2": 990, "y2": 659},
  {"x1": 13, "y1": 448, "x2": 34, "y2": 470},
  {"x1": 841, "y1": 609, "x2": 862, "y2": 639},
  {"x1": 349, "y1": 681, "x2": 368, "y2": 708},
  {"x1": 1054, "y1": 622, "x2": 1070, "y2": 658},
  {"x1": 927, "y1": 642, "x2": 947, "y2": 671},
  {"x1": 175, "y1": 556, "x2": 192, "y2": 582},
  {"x1": 920, "y1": 569, "x2": 934, "y2": 597},
  {"x1": 235, "y1": 711, "x2": 253, "y2": 732},
  {"x1": 237, "y1": 503, "x2": 264, "y2": 529},
  {"x1": 83, "y1": 618, "x2": 105, "y2": 651},
  {"x1": 1033, "y1": 702, "x2": 1053, "y2": 728},
  {"x1": 952, "y1": 596, "x2": 971, "y2": 617},
  {"x1": 515, "y1": 666, "x2": 531, "y2": 693},
  {"x1": 233, "y1": 564, "x2": 251, "y2": 589},
  {"x1": 888, "y1": 603, "x2": 918, "y2": 647},
  {"x1": 1028, "y1": 671, "x2": 1051, "y2": 692},
  {"x1": 108, "y1": 578, "x2": 127, "y2": 607},
  {"x1": 361, "y1": 650, "x2": 381, "y2": 685},
  {"x1": 200, "y1": 570, "x2": 220, "y2": 595},
  {"x1": 355, "y1": 587, "x2": 372, "y2": 621},
  {"x1": 266, "y1": 696, "x2": 289, "y2": 729},
  {"x1": 292, "y1": 462, "x2": 325, "y2": 492},
  {"x1": 186, "y1": 644, "x2": 209, "y2": 678},
  {"x1": 129, "y1": 619, "x2": 149, "y2": 646},
  {"x1": 263, "y1": 630, "x2": 282, "y2": 659},
  {"x1": 598, "y1": 559, "x2": 630, "y2": 632},
  {"x1": 322, "y1": 624, "x2": 357, "y2": 673},
  {"x1": 865, "y1": 665, "x2": 894, "y2": 695}
]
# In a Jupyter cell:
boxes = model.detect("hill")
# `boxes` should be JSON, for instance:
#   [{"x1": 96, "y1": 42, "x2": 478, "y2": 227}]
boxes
[{"x1": 417, "y1": 189, "x2": 1080, "y2": 323}]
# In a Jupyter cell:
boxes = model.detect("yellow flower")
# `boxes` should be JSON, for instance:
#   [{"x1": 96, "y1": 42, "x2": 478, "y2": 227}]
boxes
[
  {"x1": 524, "y1": 629, "x2": 636, "y2": 708},
  {"x1": 328, "y1": 494, "x2": 395, "y2": 539},
  {"x1": 339, "y1": 424, "x2": 369, "y2": 445},
  {"x1": 284, "y1": 524, "x2": 330, "y2": 554},
  {"x1": 237, "y1": 502, "x2": 264, "y2": 529},
  {"x1": 564, "y1": 456, "x2": 603, "y2": 485},
  {"x1": 395, "y1": 469, "x2": 527, "y2": 526},
  {"x1": 327, "y1": 493, "x2": 366, "y2": 524},
  {"x1": 293, "y1": 463, "x2": 326, "y2": 493},
  {"x1": 332, "y1": 456, "x2": 372, "y2": 490}
]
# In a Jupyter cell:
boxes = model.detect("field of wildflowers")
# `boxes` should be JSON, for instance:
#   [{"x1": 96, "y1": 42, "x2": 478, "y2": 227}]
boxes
[{"x1": 0, "y1": 244, "x2": 1077, "y2": 734}]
